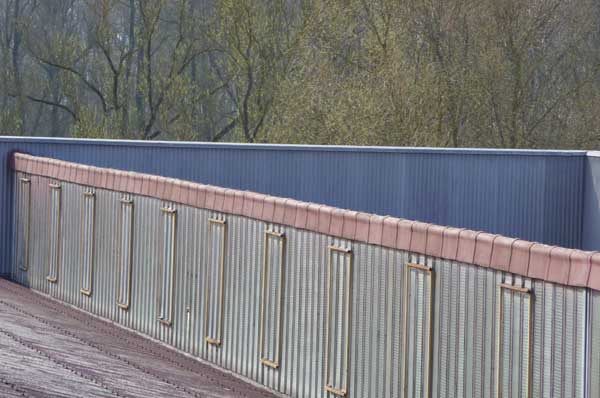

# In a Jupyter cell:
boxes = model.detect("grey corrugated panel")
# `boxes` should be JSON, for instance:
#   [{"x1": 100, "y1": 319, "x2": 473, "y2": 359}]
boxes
[
  {"x1": 0, "y1": 139, "x2": 591, "y2": 280},
  {"x1": 8, "y1": 175, "x2": 592, "y2": 398}
]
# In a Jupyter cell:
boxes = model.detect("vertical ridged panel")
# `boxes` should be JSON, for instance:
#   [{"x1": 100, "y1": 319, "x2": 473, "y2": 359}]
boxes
[
  {"x1": 260, "y1": 230, "x2": 286, "y2": 369},
  {"x1": 158, "y1": 207, "x2": 176, "y2": 325},
  {"x1": 80, "y1": 190, "x2": 95, "y2": 296},
  {"x1": 116, "y1": 197, "x2": 133, "y2": 309}
]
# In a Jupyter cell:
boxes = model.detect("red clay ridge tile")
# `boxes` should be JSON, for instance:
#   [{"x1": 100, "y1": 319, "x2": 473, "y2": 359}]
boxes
[
  {"x1": 306, "y1": 204, "x2": 321, "y2": 231},
  {"x1": 410, "y1": 222, "x2": 428, "y2": 253},
  {"x1": 68, "y1": 164, "x2": 77, "y2": 183},
  {"x1": 132, "y1": 173, "x2": 143, "y2": 195},
  {"x1": 528, "y1": 244, "x2": 552, "y2": 280},
  {"x1": 213, "y1": 188, "x2": 226, "y2": 212},
  {"x1": 261, "y1": 196, "x2": 276, "y2": 222},
  {"x1": 341, "y1": 211, "x2": 358, "y2": 241},
  {"x1": 232, "y1": 191, "x2": 245, "y2": 215},
  {"x1": 396, "y1": 219, "x2": 413, "y2": 251},
  {"x1": 283, "y1": 199, "x2": 299, "y2": 226},
  {"x1": 318, "y1": 206, "x2": 333, "y2": 235},
  {"x1": 171, "y1": 180, "x2": 183, "y2": 203},
  {"x1": 490, "y1": 236, "x2": 515, "y2": 271},
  {"x1": 509, "y1": 240, "x2": 533, "y2": 276},
  {"x1": 241, "y1": 191, "x2": 254, "y2": 217},
  {"x1": 222, "y1": 189, "x2": 235, "y2": 213},
  {"x1": 474, "y1": 233, "x2": 496, "y2": 267},
  {"x1": 547, "y1": 247, "x2": 573, "y2": 285},
  {"x1": 329, "y1": 209, "x2": 344, "y2": 237},
  {"x1": 569, "y1": 250, "x2": 592, "y2": 287},
  {"x1": 120, "y1": 172, "x2": 130, "y2": 193},
  {"x1": 368, "y1": 215, "x2": 385, "y2": 245},
  {"x1": 456, "y1": 230, "x2": 479, "y2": 264},
  {"x1": 251, "y1": 192, "x2": 264, "y2": 219},
  {"x1": 355, "y1": 212, "x2": 371, "y2": 242},
  {"x1": 41, "y1": 159, "x2": 50, "y2": 176},
  {"x1": 126, "y1": 172, "x2": 136, "y2": 194},
  {"x1": 57, "y1": 161, "x2": 67, "y2": 181},
  {"x1": 273, "y1": 198, "x2": 286, "y2": 224},
  {"x1": 48, "y1": 161, "x2": 59, "y2": 179},
  {"x1": 205, "y1": 187, "x2": 217, "y2": 210},
  {"x1": 293, "y1": 202, "x2": 309, "y2": 229},
  {"x1": 425, "y1": 225, "x2": 445, "y2": 258},
  {"x1": 589, "y1": 253, "x2": 600, "y2": 291},
  {"x1": 91, "y1": 167, "x2": 102, "y2": 188},
  {"x1": 147, "y1": 175, "x2": 158, "y2": 197},
  {"x1": 194, "y1": 185, "x2": 207, "y2": 209},
  {"x1": 381, "y1": 217, "x2": 399, "y2": 249},
  {"x1": 441, "y1": 227, "x2": 462, "y2": 260}
]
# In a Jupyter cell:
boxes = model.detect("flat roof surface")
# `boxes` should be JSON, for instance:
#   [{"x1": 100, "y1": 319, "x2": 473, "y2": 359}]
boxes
[{"x1": 0, "y1": 279, "x2": 278, "y2": 398}]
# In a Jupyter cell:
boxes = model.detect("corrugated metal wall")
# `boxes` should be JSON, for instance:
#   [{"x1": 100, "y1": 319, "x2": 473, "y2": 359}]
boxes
[
  {"x1": 10, "y1": 173, "x2": 590, "y2": 398},
  {"x1": 0, "y1": 138, "x2": 589, "y2": 278}
]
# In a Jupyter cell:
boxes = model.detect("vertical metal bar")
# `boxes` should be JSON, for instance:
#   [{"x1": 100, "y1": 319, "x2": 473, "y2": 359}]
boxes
[
  {"x1": 325, "y1": 245, "x2": 352, "y2": 397},
  {"x1": 80, "y1": 191, "x2": 95, "y2": 296},
  {"x1": 402, "y1": 262, "x2": 433, "y2": 398},
  {"x1": 205, "y1": 217, "x2": 227, "y2": 346},
  {"x1": 117, "y1": 197, "x2": 134, "y2": 309},
  {"x1": 260, "y1": 230, "x2": 286, "y2": 369},
  {"x1": 46, "y1": 183, "x2": 61, "y2": 283},
  {"x1": 18, "y1": 177, "x2": 31, "y2": 272},
  {"x1": 496, "y1": 282, "x2": 532, "y2": 398},
  {"x1": 158, "y1": 206, "x2": 176, "y2": 325}
]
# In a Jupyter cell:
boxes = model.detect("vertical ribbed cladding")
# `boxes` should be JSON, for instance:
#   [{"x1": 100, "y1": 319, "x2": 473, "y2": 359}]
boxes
[
  {"x1": 590, "y1": 291, "x2": 600, "y2": 397},
  {"x1": 6, "y1": 175, "x2": 592, "y2": 398}
]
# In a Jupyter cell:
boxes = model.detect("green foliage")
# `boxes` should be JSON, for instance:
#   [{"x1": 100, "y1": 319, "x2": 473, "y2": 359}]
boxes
[{"x1": 0, "y1": 0, "x2": 599, "y2": 148}]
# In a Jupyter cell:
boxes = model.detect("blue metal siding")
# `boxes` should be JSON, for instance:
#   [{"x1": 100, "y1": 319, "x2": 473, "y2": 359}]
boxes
[{"x1": 0, "y1": 138, "x2": 589, "y2": 276}]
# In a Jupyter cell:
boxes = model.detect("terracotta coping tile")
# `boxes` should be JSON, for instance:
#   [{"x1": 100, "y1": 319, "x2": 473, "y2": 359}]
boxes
[
  {"x1": 213, "y1": 188, "x2": 226, "y2": 212},
  {"x1": 232, "y1": 191, "x2": 245, "y2": 215},
  {"x1": 368, "y1": 215, "x2": 385, "y2": 245},
  {"x1": 306, "y1": 204, "x2": 321, "y2": 231},
  {"x1": 251, "y1": 192, "x2": 264, "y2": 220},
  {"x1": 329, "y1": 209, "x2": 345, "y2": 237},
  {"x1": 205, "y1": 187, "x2": 217, "y2": 210},
  {"x1": 489, "y1": 236, "x2": 516, "y2": 271},
  {"x1": 425, "y1": 225, "x2": 445, "y2": 258},
  {"x1": 456, "y1": 230, "x2": 479, "y2": 264},
  {"x1": 126, "y1": 172, "x2": 137, "y2": 194},
  {"x1": 355, "y1": 212, "x2": 371, "y2": 242},
  {"x1": 474, "y1": 233, "x2": 496, "y2": 267},
  {"x1": 528, "y1": 244, "x2": 552, "y2": 280},
  {"x1": 589, "y1": 253, "x2": 600, "y2": 291},
  {"x1": 441, "y1": 227, "x2": 463, "y2": 260},
  {"x1": 262, "y1": 196, "x2": 276, "y2": 222},
  {"x1": 410, "y1": 222, "x2": 428, "y2": 253},
  {"x1": 569, "y1": 250, "x2": 592, "y2": 287},
  {"x1": 381, "y1": 217, "x2": 399, "y2": 249},
  {"x1": 294, "y1": 202, "x2": 309, "y2": 230},
  {"x1": 317, "y1": 206, "x2": 333, "y2": 235},
  {"x1": 282, "y1": 199, "x2": 299, "y2": 226},
  {"x1": 396, "y1": 219, "x2": 413, "y2": 251},
  {"x1": 341, "y1": 211, "x2": 358, "y2": 241},
  {"x1": 273, "y1": 198, "x2": 287, "y2": 224},
  {"x1": 547, "y1": 247, "x2": 573, "y2": 285},
  {"x1": 173, "y1": 180, "x2": 185, "y2": 204},
  {"x1": 222, "y1": 189, "x2": 235, "y2": 213},
  {"x1": 194, "y1": 185, "x2": 207, "y2": 209},
  {"x1": 509, "y1": 240, "x2": 533, "y2": 276},
  {"x1": 241, "y1": 191, "x2": 254, "y2": 217}
]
